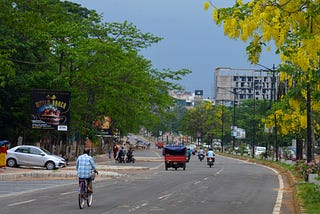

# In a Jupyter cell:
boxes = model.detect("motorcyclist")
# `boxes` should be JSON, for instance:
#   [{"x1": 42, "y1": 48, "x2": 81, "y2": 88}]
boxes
[
  {"x1": 198, "y1": 147, "x2": 205, "y2": 161},
  {"x1": 117, "y1": 146, "x2": 126, "y2": 162},
  {"x1": 126, "y1": 147, "x2": 135, "y2": 163},
  {"x1": 76, "y1": 148, "x2": 98, "y2": 193},
  {"x1": 187, "y1": 148, "x2": 192, "y2": 162},
  {"x1": 206, "y1": 148, "x2": 215, "y2": 163}
]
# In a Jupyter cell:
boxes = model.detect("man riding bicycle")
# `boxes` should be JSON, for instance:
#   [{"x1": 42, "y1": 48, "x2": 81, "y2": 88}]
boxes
[{"x1": 76, "y1": 148, "x2": 98, "y2": 193}]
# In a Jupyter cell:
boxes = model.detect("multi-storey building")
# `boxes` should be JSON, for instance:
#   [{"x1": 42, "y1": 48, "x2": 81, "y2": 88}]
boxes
[
  {"x1": 169, "y1": 90, "x2": 214, "y2": 109},
  {"x1": 214, "y1": 67, "x2": 278, "y2": 105}
]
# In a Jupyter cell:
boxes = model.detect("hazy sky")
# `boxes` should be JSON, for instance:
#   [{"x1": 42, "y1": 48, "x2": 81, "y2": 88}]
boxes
[{"x1": 70, "y1": 0, "x2": 280, "y2": 98}]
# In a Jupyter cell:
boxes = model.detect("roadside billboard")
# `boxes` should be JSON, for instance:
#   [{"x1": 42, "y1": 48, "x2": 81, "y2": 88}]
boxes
[
  {"x1": 30, "y1": 89, "x2": 71, "y2": 131},
  {"x1": 93, "y1": 115, "x2": 113, "y2": 137}
]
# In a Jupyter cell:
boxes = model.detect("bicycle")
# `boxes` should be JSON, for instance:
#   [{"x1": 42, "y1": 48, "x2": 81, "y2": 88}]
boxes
[{"x1": 78, "y1": 171, "x2": 97, "y2": 209}]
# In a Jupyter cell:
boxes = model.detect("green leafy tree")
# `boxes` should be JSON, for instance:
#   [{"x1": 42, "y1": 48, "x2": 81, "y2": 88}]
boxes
[{"x1": 0, "y1": 0, "x2": 191, "y2": 147}]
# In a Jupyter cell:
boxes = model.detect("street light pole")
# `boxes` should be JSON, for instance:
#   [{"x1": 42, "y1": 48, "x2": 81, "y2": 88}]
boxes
[
  {"x1": 272, "y1": 64, "x2": 279, "y2": 162},
  {"x1": 217, "y1": 87, "x2": 237, "y2": 151},
  {"x1": 252, "y1": 81, "x2": 256, "y2": 158},
  {"x1": 307, "y1": 82, "x2": 312, "y2": 162},
  {"x1": 233, "y1": 94, "x2": 236, "y2": 151},
  {"x1": 257, "y1": 63, "x2": 278, "y2": 161},
  {"x1": 221, "y1": 101, "x2": 224, "y2": 152}
]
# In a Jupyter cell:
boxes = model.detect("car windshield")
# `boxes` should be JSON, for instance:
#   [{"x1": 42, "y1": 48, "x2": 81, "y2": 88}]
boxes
[{"x1": 39, "y1": 147, "x2": 52, "y2": 155}]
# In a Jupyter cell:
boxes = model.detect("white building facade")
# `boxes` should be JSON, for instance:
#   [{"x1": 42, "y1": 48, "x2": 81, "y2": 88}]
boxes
[{"x1": 214, "y1": 67, "x2": 278, "y2": 105}]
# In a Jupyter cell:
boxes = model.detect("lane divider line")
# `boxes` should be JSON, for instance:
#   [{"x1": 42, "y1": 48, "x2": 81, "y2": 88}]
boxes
[{"x1": 8, "y1": 199, "x2": 36, "y2": 207}]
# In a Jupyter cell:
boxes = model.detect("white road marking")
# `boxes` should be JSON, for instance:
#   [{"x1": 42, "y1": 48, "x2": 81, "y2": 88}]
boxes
[
  {"x1": 216, "y1": 168, "x2": 224, "y2": 175},
  {"x1": 194, "y1": 181, "x2": 201, "y2": 185},
  {"x1": 60, "y1": 191, "x2": 76, "y2": 195},
  {"x1": 8, "y1": 199, "x2": 36, "y2": 207},
  {"x1": 219, "y1": 155, "x2": 284, "y2": 214},
  {"x1": 128, "y1": 202, "x2": 148, "y2": 212},
  {"x1": 158, "y1": 193, "x2": 172, "y2": 200},
  {"x1": 265, "y1": 167, "x2": 284, "y2": 214}
]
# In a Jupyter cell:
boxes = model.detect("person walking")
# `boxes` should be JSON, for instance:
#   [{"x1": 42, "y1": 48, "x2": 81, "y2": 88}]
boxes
[
  {"x1": 76, "y1": 148, "x2": 98, "y2": 193},
  {"x1": 0, "y1": 144, "x2": 7, "y2": 169},
  {"x1": 108, "y1": 147, "x2": 112, "y2": 159},
  {"x1": 113, "y1": 144, "x2": 119, "y2": 159}
]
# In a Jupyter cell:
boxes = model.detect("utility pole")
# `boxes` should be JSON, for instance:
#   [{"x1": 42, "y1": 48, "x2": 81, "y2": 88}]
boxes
[
  {"x1": 221, "y1": 101, "x2": 224, "y2": 153},
  {"x1": 217, "y1": 87, "x2": 237, "y2": 151},
  {"x1": 272, "y1": 64, "x2": 279, "y2": 162},
  {"x1": 233, "y1": 93, "x2": 236, "y2": 151},
  {"x1": 257, "y1": 63, "x2": 278, "y2": 161},
  {"x1": 307, "y1": 82, "x2": 312, "y2": 162}
]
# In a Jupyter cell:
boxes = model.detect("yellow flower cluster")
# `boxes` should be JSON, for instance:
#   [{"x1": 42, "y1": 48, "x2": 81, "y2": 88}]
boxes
[
  {"x1": 205, "y1": 0, "x2": 320, "y2": 70},
  {"x1": 204, "y1": 0, "x2": 320, "y2": 136}
]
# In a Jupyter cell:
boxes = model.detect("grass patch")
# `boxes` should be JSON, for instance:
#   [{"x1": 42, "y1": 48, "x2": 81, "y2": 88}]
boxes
[{"x1": 297, "y1": 183, "x2": 320, "y2": 214}]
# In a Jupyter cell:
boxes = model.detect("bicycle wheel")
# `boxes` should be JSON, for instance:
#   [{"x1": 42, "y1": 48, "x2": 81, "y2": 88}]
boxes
[
  {"x1": 78, "y1": 180, "x2": 86, "y2": 209},
  {"x1": 78, "y1": 194, "x2": 85, "y2": 209},
  {"x1": 87, "y1": 193, "x2": 93, "y2": 207}
]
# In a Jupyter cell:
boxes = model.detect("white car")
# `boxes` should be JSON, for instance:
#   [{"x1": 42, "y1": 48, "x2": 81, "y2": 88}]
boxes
[
  {"x1": 6, "y1": 145, "x2": 66, "y2": 170},
  {"x1": 255, "y1": 146, "x2": 266, "y2": 157}
]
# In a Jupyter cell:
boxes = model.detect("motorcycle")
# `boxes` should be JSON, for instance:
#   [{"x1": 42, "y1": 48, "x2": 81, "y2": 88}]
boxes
[
  {"x1": 117, "y1": 154, "x2": 126, "y2": 163},
  {"x1": 198, "y1": 153, "x2": 205, "y2": 162},
  {"x1": 207, "y1": 157, "x2": 215, "y2": 168},
  {"x1": 186, "y1": 153, "x2": 191, "y2": 162},
  {"x1": 126, "y1": 154, "x2": 135, "y2": 163}
]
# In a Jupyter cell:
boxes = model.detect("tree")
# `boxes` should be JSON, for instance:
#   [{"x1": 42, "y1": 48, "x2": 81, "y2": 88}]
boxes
[
  {"x1": 204, "y1": 0, "x2": 320, "y2": 160},
  {"x1": 0, "y1": 0, "x2": 191, "y2": 147}
]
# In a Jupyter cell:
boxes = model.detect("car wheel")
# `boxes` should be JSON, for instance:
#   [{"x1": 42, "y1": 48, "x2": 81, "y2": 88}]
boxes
[
  {"x1": 7, "y1": 158, "x2": 17, "y2": 167},
  {"x1": 45, "y1": 161, "x2": 55, "y2": 170}
]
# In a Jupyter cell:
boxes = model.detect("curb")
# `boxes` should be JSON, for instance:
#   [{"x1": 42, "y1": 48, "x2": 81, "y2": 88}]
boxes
[{"x1": 0, "y1": 164, "x2": 152, "y2": 180}]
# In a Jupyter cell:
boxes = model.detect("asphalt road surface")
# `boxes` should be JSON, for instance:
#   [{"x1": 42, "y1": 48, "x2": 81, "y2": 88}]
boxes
[{"x1": 0, "y1": 154, "x2": 280, "y2": 214}]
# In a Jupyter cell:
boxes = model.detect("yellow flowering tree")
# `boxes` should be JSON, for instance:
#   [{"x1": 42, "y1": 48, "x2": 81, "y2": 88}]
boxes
[
  {"x1": 204, "y1": 0, "x2": 320, "y2": 144},
  {"x1": 204, "y1": 0, "x2": 320, "y2": 68}
]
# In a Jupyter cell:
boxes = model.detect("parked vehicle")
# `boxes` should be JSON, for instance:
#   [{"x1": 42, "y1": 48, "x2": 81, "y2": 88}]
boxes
[
  {"x1": 254, "y1": 146, "x2": 266, "y2": 157},
  {"x1": 213, "y1": 142, "x2": 222, "y2": 152},
  {"x1": 135, "y1": 140, "x2": 147, "y2": 149},
  {"x1": 163, "y1": 145, "x2": 187, "y2": 171},
  {"x1": 6, "y1": 145, "x2": 66, "y2": 170}
]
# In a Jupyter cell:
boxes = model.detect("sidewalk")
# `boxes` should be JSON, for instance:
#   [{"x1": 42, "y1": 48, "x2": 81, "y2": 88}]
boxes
[{"x1": 0, "y1": 149, "x2": 163, "y2": 181}]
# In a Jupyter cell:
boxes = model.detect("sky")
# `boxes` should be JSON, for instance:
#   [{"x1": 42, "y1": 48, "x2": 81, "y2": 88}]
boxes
[{"x1": 70, "y1": 0, "x2": 280, "y2": 98}]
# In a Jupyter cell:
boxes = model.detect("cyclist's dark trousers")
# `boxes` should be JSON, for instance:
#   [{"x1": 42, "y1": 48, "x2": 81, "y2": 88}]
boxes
[{"x1": 79, "y1": 177, "x2": 93, "y2": 192}]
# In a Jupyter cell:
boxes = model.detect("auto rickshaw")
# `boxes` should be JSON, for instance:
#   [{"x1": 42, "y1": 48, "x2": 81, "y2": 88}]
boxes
[{"x1": 163, "y1": 145, "x2": 187, "y2": 171}]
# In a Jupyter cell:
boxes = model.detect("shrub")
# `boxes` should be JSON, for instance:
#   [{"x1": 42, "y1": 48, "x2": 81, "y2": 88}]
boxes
[{"x1": 294, "y1": 160, "x2": 320, "y2": 181}]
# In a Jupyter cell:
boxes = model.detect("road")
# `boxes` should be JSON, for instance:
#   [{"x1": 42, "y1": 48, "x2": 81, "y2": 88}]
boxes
[{"x1": 0, "y1": 153, "x2": 281, "y2": 214}]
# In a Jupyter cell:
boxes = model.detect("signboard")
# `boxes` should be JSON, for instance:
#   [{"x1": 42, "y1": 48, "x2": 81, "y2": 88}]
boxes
[
  {"x1": 195, "y1": 90, "x2": 203, "y2": 96},
  {"x1": 93, "y1": 115, "x2": 112, "y2": 137},
  {"x1": 231, "y1": 126, "x2": 246, "y2": 139},
  {"x1": 235, "y1": 128, "x2": 246, "y2": 139},
  {"x1": 30, "y1": 89, "x2": 70, "y2": 131},
  {"x1": 230, "y1": 126, "x2": 237, "y2": 137}
]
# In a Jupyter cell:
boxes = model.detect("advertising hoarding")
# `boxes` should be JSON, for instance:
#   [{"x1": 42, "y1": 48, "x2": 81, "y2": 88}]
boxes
[
  {"x1": 30, "y1": 89, "x2": 71, "y2": 131},
  {"x1": 93, "y1": 115, "x2": 113, "y2": 137}
]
